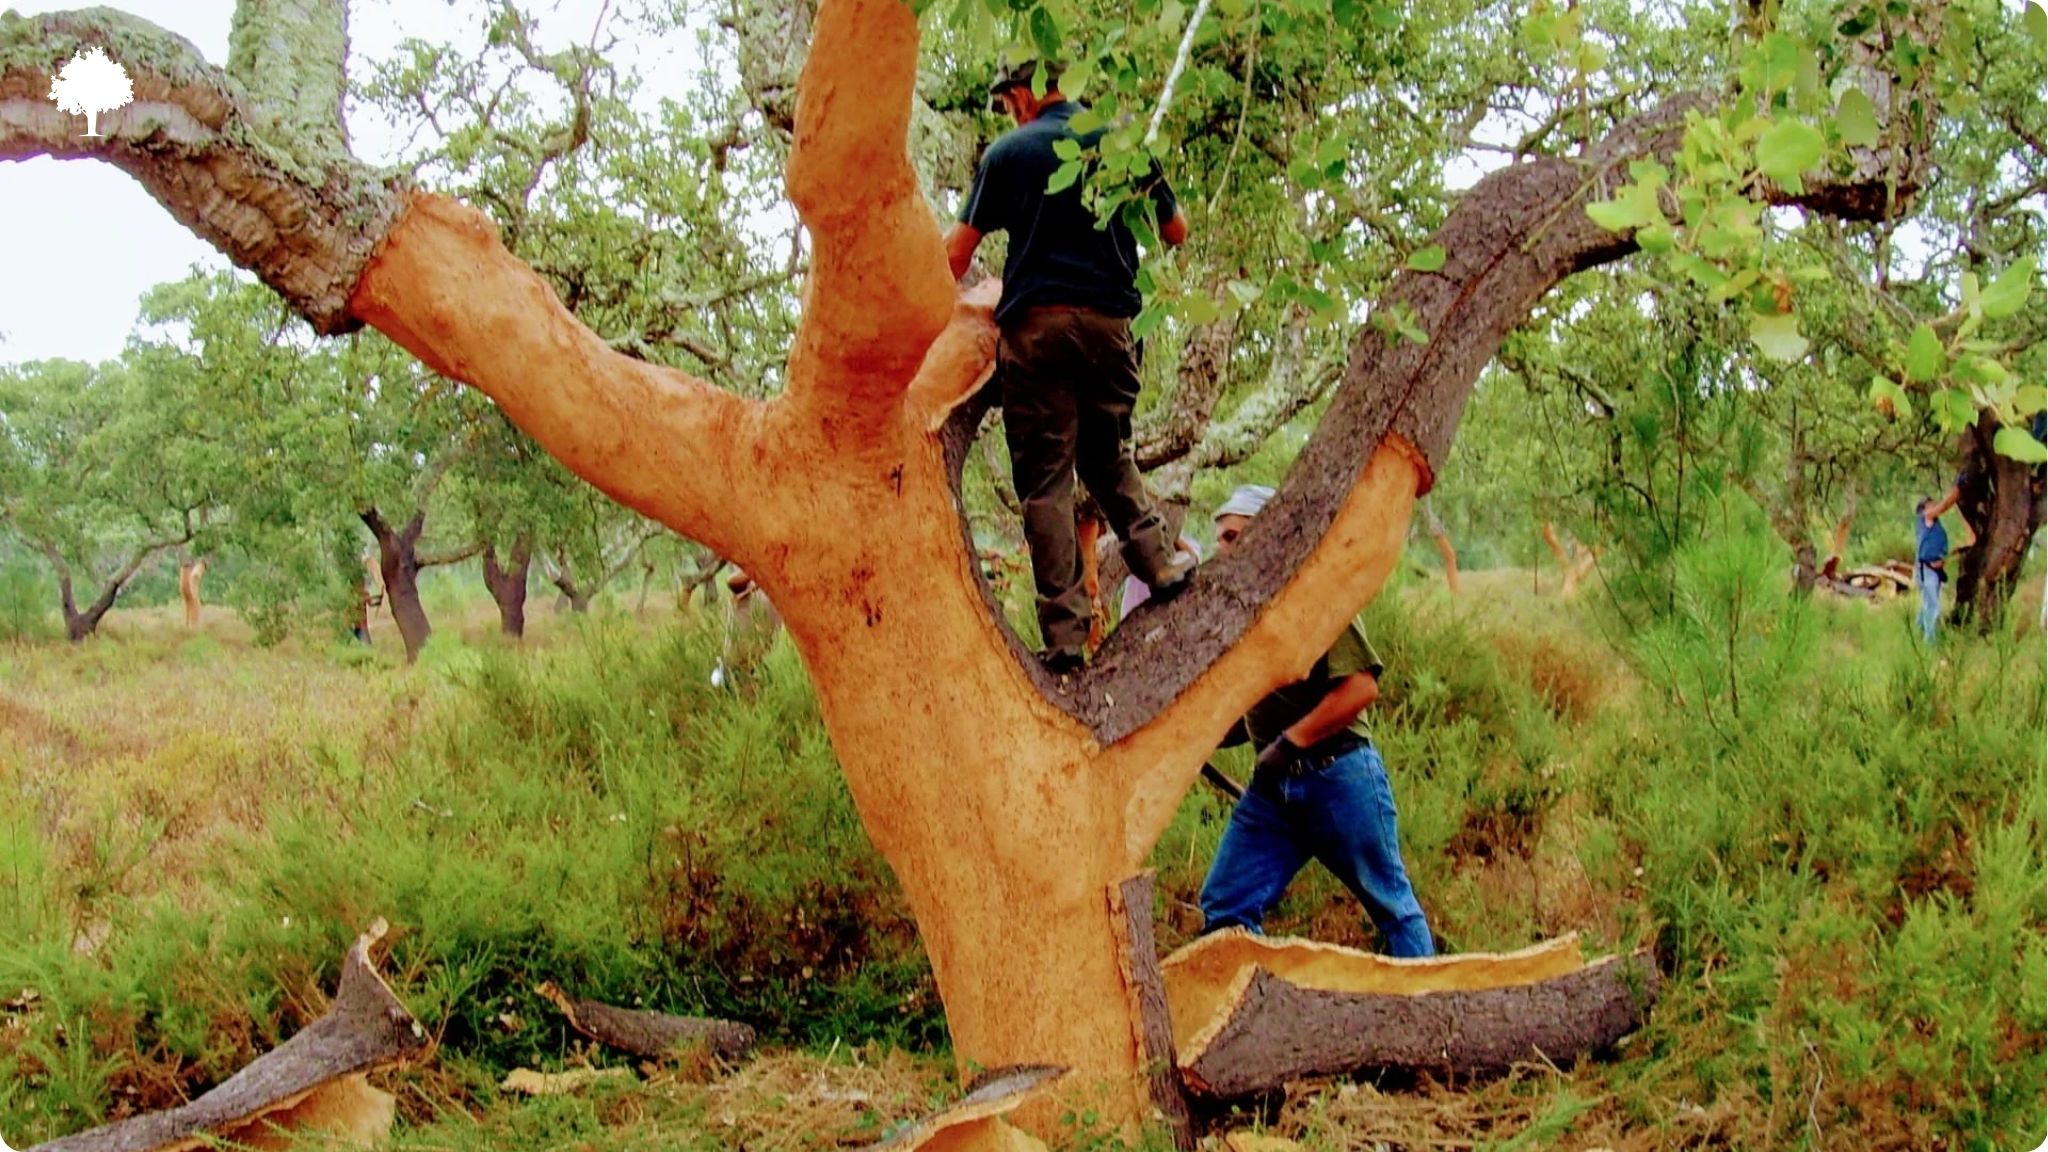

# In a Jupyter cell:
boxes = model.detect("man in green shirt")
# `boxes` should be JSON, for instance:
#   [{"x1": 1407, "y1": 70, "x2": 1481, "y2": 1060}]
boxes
[{"x1": 1197, "y1": 485, "x2": 1435, "y2": 957}]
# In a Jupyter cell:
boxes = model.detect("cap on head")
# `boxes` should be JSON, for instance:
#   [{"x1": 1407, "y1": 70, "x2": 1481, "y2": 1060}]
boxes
[
  {"x1": 989, "y1": 59, "x2": 1061, "y2": 109},
  {"x1": 1215, "y1": 484, "x2": 1277, "y2": 522}
]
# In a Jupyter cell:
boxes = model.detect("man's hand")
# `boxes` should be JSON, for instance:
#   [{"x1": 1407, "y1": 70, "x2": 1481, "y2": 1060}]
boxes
[
  {"x1": 1254, "y1": 734, "x2": 1298, "y2": 774},
  {"x1": 945, "y1": 222, "x2": 984, "y2": 281}
]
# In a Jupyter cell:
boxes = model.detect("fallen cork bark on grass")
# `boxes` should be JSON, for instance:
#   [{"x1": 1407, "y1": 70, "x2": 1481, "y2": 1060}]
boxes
[
  {"x1": 537, "y1": 982, "x2": 757, "y2": 1063},
  {"x1": 864, "y1": 1065, "x2": 1066, "y2": 1152},
  {"x1": 1162, "y1": 931, "x2": 1659, "y2": 1100},
  {"x1": 32, "y1": 923, "x2": 426, "y2": 1152}
]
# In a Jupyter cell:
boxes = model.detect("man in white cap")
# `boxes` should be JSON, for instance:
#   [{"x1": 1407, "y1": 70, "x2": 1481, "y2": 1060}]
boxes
[{"x1": 1196, "y1": 484, "x2": 1435, "y2": 956}]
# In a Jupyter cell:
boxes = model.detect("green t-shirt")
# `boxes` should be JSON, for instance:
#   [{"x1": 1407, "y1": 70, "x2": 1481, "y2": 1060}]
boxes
[{"x1": 1242, "y1": 618, "x2": 1384, "y2": 750}]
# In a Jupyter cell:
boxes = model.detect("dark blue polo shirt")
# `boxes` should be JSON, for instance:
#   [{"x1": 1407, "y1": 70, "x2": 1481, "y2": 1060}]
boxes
[{"x1": 958, "y1": 101, "x2": 1179, "y2": 325}]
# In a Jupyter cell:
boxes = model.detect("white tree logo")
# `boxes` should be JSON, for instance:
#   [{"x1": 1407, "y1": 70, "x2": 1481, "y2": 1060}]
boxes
[{"x1": 47, "y1": 46, "x2": 134, "y2": 138}]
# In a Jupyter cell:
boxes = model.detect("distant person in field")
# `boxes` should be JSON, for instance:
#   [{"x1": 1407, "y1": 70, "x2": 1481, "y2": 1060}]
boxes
[
  {"x1": 943, "y1": 58, "x2": 1195, "y2": 676},
  {"x1": 1195, "y1": 485, "x2": 1435, "y2": 957},
  {"x1": 1915, "y1": 497, "x2": 1949, "y2": 643}
]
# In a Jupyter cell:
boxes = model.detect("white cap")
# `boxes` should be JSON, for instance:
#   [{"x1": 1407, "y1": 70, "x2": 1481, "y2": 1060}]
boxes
[{"x1": 1214, "y1": 484, "x2": 1276, "y2": 521}]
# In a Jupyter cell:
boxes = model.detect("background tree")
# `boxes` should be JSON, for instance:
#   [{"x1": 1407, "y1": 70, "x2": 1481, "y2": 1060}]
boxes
[{"x1": 0, "y1": 359, "x2": 210, "y2": 641}]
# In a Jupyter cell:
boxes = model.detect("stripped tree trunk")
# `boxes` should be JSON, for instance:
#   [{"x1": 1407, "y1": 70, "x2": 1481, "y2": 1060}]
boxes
[
  {"x1": 1953, "y1": 411, "x2": 2045, "y2": 626},
  {"x1": 0, "y1": 1, "x2": 1922, "y2": 1134},
  {"x1": 362, "y1": 509, "x2": 433, "y2": 662},
  {"x1": 482, "y1": 535, "x2": 533, "y2": 638},
  {"x1": 179, "y1": 559, "x2": 207, "y2": 628},
  {"x1": 1420, "y1": 498, "x2": 1460, "y2": 595}
]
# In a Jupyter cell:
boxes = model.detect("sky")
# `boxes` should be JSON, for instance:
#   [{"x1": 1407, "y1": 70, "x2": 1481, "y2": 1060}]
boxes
[{"x1": 0, "y1": 0, "x2": 676, "y2": 365}]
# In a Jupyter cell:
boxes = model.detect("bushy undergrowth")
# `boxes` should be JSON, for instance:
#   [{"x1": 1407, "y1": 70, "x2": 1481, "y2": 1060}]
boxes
[{"x1": 1, "y1": 543, "x2": 2041, "y2": 1149}]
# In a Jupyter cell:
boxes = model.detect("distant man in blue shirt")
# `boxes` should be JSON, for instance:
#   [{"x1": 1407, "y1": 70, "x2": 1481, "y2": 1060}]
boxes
[
  {"x1": 943, "y1": 60, "x2": 1195, "y2": 675},
  {"x1": 1915, "y1": 497, "x2": 1950, "y2": 643}
]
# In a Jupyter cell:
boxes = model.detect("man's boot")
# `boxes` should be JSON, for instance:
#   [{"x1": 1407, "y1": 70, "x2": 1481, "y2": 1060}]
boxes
[{"x1": 1125, "y1": 535, "x2": 1196, "y2": 602}]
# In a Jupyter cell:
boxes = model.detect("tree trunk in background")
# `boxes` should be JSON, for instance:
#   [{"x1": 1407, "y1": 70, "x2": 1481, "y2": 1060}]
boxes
[
  {"x1": 180, "y1": 559, "x2": 207, "y2": 628},
  {"x1": 1954, "y1": 412, "x2": 2045, "y2": 626},
  {"x1": 483, "y1": 535, "x2": 533, "y2": 638},
  {"x1": 1421, "y1": 498, "x2": 1459, "y2": 595},
  {"x1": 363, "y1": 510, "x2": 434, "y2": 662}
]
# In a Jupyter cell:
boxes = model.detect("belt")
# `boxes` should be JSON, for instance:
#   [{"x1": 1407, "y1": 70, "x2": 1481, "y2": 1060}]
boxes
[{"x1": 1263, "y1": 732, "x2": 1369, "y2": 777}]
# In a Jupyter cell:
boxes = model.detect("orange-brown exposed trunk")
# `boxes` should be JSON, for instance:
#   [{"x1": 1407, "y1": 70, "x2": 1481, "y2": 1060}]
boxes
[{"x1": 179, "y1": 560, "x2": 207, "y2": 629}]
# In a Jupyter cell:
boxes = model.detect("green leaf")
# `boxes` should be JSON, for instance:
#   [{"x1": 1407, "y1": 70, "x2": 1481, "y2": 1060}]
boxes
[
  {"x1": 1838, "y1": 7, "x2": 1874, "y2": 37},
  {"x1": 1332, "y1": 0, "x2": 1365, "y2": 26},
  {"x1": 1405, "y1": 245, "x2": 1447, "y2": 273},
  {"x1": 1045, "y1": 160, "x2": 1084, "y2": 194},
  {"x1": 1062, "y1": 59, "x2": 1095, "y2": 97},
  {"x1": 1710, "y1": 268, "x2": 1760, "y2": 304},
  {"x1": 1756, "y1": 33, "x2": 1801, "y2": 94},
  {"x1": 1673, "y1": 254, "x2": 1729, "y2": 290},
  {"x1": 1181, "y1": 294, "x2": 1223, "y2": 326},
  {"x1": 1225, "y1": 280, "x2": 1263, "y2": 308},
  {"x1": 1637, "y1": 225, "x2": 1675, "y2": 254},
  {"x1": 1750, "y1": 312, "x2": 1809, "y2": 362},
  {"x1": 1586, "y1": 197, "x2": 1651, "y2": 233},
  {"x1": 1131, "y1": 304, "x2": 1166, "y2": 341},
  {"x1": 1980, "y1": 255, "x2": 2038, "y2": 320},
  {"x1": 1287, "y1": 158, "x2": 1322, "y2": 188},
  {"x1": 1068, "y1": 107, "x2": 1105, "y2": 133},
  {"x1": 1315, "y1": 137, "x2": 1347, "y2": 167},
  {"x1": 1029, "y1": 7, "x2": 1061, "y2": 61},
  {"x1": 1835, "y1": 87, "x2": 1881, "y2": 149},
  {"x1": 1756, "y1": 118, "x2": 1826, "y2": 188},
  {"x1": 2029, "y1": 2, "x2": 2047, "y2": 53},
  {"x1": 1994, "y1": 425, "x2": 2048, "y2": 464},
  {"x1": 1905, "y1": 323, "x2": 1946, "y2": 382},
  {"x1": 1052, "y1": 138, "x2": 1082, "y2": 161}
]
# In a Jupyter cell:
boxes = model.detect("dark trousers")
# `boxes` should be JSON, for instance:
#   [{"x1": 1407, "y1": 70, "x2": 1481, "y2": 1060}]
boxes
[{"x1": 998, "y1": 307, "x2": 1177, "y2": 657}]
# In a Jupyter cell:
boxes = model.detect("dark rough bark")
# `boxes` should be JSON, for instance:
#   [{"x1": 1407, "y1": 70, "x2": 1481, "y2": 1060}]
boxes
[
  {"x1": 538, "y1": 984, "x2": 756, "y2": 1062},
  {"x1": 39, "y1": 537, "x2": 185, "y2": 643},
  {"x1": 482, "y1": 536, "x2": 533, "y2": 638},
  {"x1": 31, "y1": 930, "x2": 426, "y2": 1152},
  {"x1": 363, "y1": 509, "x2": 433, "y2": 663},
  {"x1": 1179, "y1": 953, "x2": 1661, "y2": 1100},
  {"x1": 1051, "y1": 98, "x2": 1705, "y2": 744},
  {"x1": 0, "y1": 9, "x2": 406, "y2": 335},
  {"x1": 1953, "y1": 412, "x2": 2044, "y2": 625},
  {"x1": 1108, "y1": 873, "x2": 1197, "y2": 1151},
  {"x1": 1134, "y1": 309, "x2": 1241, "y2": 471}
]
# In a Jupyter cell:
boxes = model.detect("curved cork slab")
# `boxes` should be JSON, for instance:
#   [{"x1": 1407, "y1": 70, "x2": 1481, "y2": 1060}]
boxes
[
  {"x1": 1162, "y1": 931, "x2": 1588, "y2": 1055},
  {"x1": 865, "y1": 1066, "x2": 1065, "y2": 1152},
  {"x1": 1178, "y1": 953, "x2": 1661, "y2": 1099},
  {"x1": 32, "y1": 924, "x2": 427, "y2": 1152}
]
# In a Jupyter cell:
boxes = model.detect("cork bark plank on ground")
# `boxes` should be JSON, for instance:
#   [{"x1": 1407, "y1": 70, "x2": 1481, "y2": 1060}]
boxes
[
  {"x1": 1178, "y1": 952, "x2": 1661, "y2": 1100},
  {"x1": 31, "y1": 927, "x2": 426, "y2": 1152},
  {"x1": 538, "y1": 982, "x2": 757, "y2": 1062}
]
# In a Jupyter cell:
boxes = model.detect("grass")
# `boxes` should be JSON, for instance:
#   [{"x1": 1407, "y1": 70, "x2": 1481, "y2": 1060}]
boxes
[{"x1": 0, "y1": 539, "x2": 2042, "y2": 1151}]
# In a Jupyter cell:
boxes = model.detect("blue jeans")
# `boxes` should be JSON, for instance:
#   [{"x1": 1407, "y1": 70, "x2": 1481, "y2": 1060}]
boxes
[
  {"x1": 1917, "y1": 564, "x2": 1942, "y2": 643},
  {"x1": 1199, "y1": 743, "x2": 1435, "y2": 957}
]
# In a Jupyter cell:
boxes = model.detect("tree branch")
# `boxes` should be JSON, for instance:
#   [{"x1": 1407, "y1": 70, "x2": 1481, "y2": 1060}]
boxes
[
  {"x1": 0, "y1": 8, "x2": 405, "y2": 334},
  {"x1": 780, "y1": 0, "x2": 954, "y2": 410}
]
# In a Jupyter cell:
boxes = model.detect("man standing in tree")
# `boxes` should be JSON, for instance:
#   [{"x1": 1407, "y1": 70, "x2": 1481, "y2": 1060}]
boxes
[
  {"x1": 1197, "y1": 485, "x2": 1436, "y2": 957},
  {"x1": 944, "y1": 59, "x2": 1195, "y2": 674},
  {"x1": 1915, "y1": 496, "x2": 1950, "y2": 643}
]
